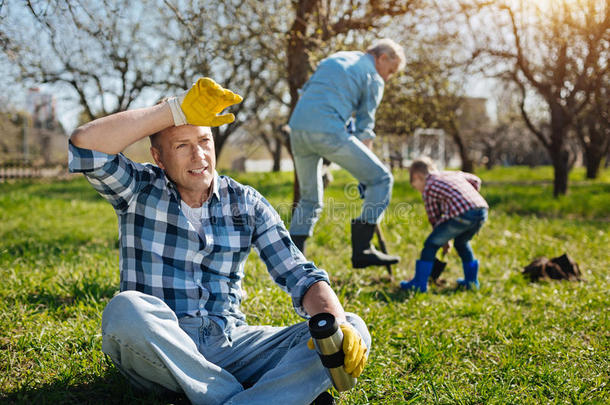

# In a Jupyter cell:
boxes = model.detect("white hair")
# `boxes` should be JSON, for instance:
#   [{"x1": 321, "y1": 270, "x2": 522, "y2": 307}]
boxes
[{"x1": 367, "y1": 38, "x2": 406, "y2": 71}]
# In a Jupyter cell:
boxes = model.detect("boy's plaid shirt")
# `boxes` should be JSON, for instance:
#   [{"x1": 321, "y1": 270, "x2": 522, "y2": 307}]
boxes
[
  {"x1": 68, "y1": 141, "x2": 329, "y2": 331},
  {"x1": 423, "y1": 171, "x2": 489, "y2": 227}
]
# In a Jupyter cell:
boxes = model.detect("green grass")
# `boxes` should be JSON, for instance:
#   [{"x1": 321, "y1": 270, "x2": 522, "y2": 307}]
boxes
[{"x1": 1, "y1": 166, "x2": 609, "y2": 404}]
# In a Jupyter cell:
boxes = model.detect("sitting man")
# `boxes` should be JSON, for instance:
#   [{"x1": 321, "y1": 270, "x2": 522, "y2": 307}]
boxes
[{"x1": 68, "y1": 78, "x2": 370, "y2": 405}]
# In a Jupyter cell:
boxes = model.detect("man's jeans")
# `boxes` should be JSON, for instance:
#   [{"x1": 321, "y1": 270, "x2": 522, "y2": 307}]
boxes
[
  {"x1": 289, "y1": 129, "x2": 393, "y2": 236},
  {"x1": 101, "y1": 290, "x2": 371, "y2": 405},
  {"x1": 421, "y1": 208, "x2": 488, "y2": 263}
]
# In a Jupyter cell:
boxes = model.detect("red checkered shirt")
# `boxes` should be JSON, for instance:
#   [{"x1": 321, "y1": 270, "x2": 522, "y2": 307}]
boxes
[{"x1": 423, "y1": 171, "x2": 488, "y2": 227}]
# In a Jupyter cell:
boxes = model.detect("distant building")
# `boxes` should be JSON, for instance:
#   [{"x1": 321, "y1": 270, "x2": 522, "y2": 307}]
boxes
[
  {"x1": 27, "y1": 87, "x2": 58, "y2": 130},
  {"x1": 0, "y1": 88, "x2": 66, "y2": 165}
]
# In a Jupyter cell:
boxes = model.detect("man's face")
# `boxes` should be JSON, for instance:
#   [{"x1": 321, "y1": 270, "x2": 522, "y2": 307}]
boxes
[
  {"x1": 374, "y1": 53, "x2": 400, "y2": 82},
  {"x1": 150, "y1": 125, "x2": 216, "y2": 201}
]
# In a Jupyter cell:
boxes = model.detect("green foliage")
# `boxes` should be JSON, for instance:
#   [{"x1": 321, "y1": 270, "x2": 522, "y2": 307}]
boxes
[{"x1": 1, "y1": 167, "x2": 609, "y2": 404}]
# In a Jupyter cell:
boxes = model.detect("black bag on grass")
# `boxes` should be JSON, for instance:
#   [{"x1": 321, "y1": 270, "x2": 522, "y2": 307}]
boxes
[{"x1": 522, "y1": 253, "x2": 582, "y2": 282}]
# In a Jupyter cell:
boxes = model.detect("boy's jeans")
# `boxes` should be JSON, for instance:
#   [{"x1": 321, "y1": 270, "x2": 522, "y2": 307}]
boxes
[
  {"x1": 101, "y1": 290, "x2": 371, "y2": 405},
  {"x1": 289, "y1": 129, "x2": 393, "y2": 236},
  {"x1": 421, "y1": 208, "x2": 488, "y2": 263}
]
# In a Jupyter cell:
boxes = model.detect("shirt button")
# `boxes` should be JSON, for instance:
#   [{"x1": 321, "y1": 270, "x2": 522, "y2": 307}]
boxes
[{"x1": 199, "y1": 303, "x2": 204, "y2": 309}]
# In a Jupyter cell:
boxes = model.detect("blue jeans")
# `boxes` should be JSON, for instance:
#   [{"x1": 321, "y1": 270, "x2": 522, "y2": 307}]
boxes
[
  {"x1": 289, "y1": 129, "x2": 393, "y2": 236},
  {"x1": 101, "y1": 290, "x2": 371, "y2": 405},
  {"x1": 420, "y1": 208, "x2": 488, "y2": 263}
]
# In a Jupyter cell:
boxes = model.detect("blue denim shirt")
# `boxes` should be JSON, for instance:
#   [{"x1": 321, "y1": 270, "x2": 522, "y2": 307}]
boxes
[
  {"x1": 288, "y1": 51, "x2": 384, "y2": 141},
  {"x1": 68, "y1": 141, "x2": 329, "y2": 332}
]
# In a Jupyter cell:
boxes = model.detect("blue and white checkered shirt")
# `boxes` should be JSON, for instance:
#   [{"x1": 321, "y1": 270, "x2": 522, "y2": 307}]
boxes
[{"x1": 68, "y1": 141, "x2": 329, "y2": 331}]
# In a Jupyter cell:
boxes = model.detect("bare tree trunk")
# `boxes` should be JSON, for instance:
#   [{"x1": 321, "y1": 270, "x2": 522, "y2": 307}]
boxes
[
  {"x1": 578, "y1": 124, "x2": 609, "y2": 180},
  {"x1": 455, "y1": 136, "x2": 474, "y2": 172},
  {"x1": 584, "y1": 144, "x2": 604, "y2": 179},
  {"x1": 549, "y1": 123, "x2": 570, "y2": 196},
  {"x1": 519, "y1": 94, "x2": 573, "y2": 197},
  {"x1": 272, "y1": 139, "x2": 282, "y2": 172},
  {"x1": 552, "y1": 152, "x2": 569, "y2": 196},
  {"x1": 286, "y1": 1, "x2": 318, "y2": 209},
  {"x1": 448, "y1": 120, "x2": 474, "y2": 172}
]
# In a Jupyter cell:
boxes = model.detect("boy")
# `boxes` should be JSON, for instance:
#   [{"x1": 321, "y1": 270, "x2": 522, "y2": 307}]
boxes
[{"x1": 400, "y1": 158, "x2": 488, "y2": 292}]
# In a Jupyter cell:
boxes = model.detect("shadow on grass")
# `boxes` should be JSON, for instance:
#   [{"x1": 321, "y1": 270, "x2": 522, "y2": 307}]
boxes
[
  {"x1": 1, "y1": 368, "x2": 190, "y2": 405},
  {"x1": 22, "y1": 279, "x2": 118, "y2": 313}
]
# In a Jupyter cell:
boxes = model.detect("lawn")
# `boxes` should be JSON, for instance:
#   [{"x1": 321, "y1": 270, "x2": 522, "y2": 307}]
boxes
[{"x1": 0, "y1": 166, "x2": 608, "y2": 404}]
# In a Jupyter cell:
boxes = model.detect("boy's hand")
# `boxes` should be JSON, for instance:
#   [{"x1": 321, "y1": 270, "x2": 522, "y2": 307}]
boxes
[
  {"x1": 168, "y1": 77, "x2": 243, "y2": 127},
  {"x1": 357, "y1": 182, "x2": 366, "y2": 199},
  {"x1": 442, "y1": 242, "x2": 451, "y2": 255}
]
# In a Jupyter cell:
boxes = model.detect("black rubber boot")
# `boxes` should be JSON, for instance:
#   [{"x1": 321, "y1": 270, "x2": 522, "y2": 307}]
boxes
[
  {"x1": 290, "y1": 234, "x2": 308, "y2": 255},
  {"x1": 311, "y1": 391, "x2": 335, "y2": 405},
  {"x1": 351, "y1": 219, "x2": 400, "y2": 268}
]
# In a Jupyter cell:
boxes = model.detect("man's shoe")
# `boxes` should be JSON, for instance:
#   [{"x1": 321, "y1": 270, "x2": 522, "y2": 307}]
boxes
[
  {"x1": 400, "y1": 260, "x2": 434, "y2": 293},
  {"x1": 351, "y1": 220, "x2": 400, "y2": 268}
]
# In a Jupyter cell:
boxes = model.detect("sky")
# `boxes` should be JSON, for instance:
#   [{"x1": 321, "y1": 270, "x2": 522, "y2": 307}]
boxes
[{"x1": 0, "y1": 0, "x2": 505, "y2": 134}]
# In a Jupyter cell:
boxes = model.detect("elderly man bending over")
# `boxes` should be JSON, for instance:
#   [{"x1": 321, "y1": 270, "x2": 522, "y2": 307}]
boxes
[{"x1": 288, "y1": 38, "x2": 405, "y2": 268}]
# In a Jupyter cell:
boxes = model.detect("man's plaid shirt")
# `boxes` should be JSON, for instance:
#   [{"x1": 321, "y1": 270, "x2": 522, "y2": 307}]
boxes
[
  {"x1": 423, "y1": 171, "x2": 488, "y2": 227},
  {"x1": 68, "y1": 142, "x2": 329, "y2": 331}
]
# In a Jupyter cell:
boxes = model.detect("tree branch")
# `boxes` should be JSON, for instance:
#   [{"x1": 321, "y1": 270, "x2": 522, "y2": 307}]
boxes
[{"x1": 514, "y1": 74, "x2": 549, "y2": 149}]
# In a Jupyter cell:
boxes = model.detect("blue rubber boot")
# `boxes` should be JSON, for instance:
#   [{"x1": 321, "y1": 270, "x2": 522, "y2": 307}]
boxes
[
  {"x1": 400, "y1": 260, "x2": 434, "y2": 293},
  {"x1": 457, "y1": 260, "x2": 479, "y2": 290}
]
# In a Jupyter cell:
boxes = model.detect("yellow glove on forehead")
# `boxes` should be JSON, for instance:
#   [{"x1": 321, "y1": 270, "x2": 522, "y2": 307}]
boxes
[{"x1": 178, "y1": 77, "x2": 243, "y2": 127}]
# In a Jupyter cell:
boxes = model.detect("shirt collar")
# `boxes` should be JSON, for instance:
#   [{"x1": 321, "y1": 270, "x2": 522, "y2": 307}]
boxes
[{"x1": 209, "y1": 171, "x2": 220, "y2": 201}]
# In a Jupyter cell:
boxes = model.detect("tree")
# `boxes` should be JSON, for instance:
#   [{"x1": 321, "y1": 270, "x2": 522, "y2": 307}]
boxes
[
  {"x1": 465, "y1": 0, "x2": 610, "y2": 195},
  {"x1": 252, "y1": 118, "x2": 290, "y2": 173},
  {"x1": 376, "y1": 55, "x2": 481, "y2": 172},
  {"x1": 375, "y1": 0, "x2": 492, "y2": 173},
  {"x1": 1, "y1": 0, "x2": 170, "y2": 122},
  {"x1": 574, "y1": 80, "x2": 610, "y2": 178},
  {"x1": 162, "y1": 0, "x2": 290, "y2": 159},
  {"x1": 1, "y1": 0, "x2": 291, "y2": 162},
  {"x1": 477, "y1": 85, "x2": 551, "y2": 169}
]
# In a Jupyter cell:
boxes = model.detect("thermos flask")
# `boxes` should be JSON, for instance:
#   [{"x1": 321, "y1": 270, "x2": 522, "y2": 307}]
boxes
[{"x1": 308, "y1": 312, "x2": 357, "y2": 392}]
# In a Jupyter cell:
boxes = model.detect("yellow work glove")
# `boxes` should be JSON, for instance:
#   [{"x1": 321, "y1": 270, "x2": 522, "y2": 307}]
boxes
[
  {"x1": 167, "y1": 77, "x2": 243, "y2": 127},
  {"x1": 307, "y1": 323, "x2": 368, "y2": 378}
]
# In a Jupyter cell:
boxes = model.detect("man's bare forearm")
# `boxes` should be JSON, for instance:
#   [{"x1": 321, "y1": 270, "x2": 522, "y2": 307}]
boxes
[
  {"x1": 303, "y1": 281, "x2": 347, "y2": 324},
  {"x1": 70, "y1": 102, "x2": 174, "y2": 154}
]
